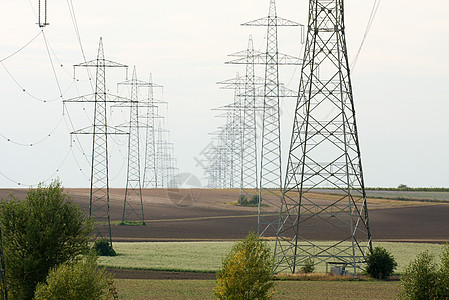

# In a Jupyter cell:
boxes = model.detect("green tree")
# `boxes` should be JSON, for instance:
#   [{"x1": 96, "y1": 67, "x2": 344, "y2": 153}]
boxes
[
  {"x1": 0, "y1": 180, "x2": 94, "y2": 299},
  {"x1": 398, "y1": 251, "x2": 439, "y2": 299},
  {"x1": 437, "y1": 243, "x2": 449, "y2": 298},
  {"x1": 214, "y1": 233, "x2": 275, "y2": 300},
  {"x1": 365, "y1": 246, "x2": 397, "y2": 280},
  {"x1": 34, "y1": 254, "x2": 114, "y2": 300}
]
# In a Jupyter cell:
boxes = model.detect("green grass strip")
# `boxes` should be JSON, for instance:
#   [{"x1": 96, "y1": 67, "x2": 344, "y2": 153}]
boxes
[{"x1": 98, "y1": 241, "x2": 446, "y2": 274}]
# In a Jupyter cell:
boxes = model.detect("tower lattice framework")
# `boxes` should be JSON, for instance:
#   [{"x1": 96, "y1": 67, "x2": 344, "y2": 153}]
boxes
[
  {"x1": 65, "y1": 38, "x2": 128, "y2": 245},
  {"x1": 142, "y1": 74, "x2": 163, "y2": 189},
  {"x1": 243, "y1": 0, "x2": 301, "y2": 236},
  {"x1": 274, "y1": 0, "x2": 372, "y2": 275},
  {"x1": 117, "y1": 66, "x2": 151, "y2": 224},
  {"x1": 223, "y1": 36, "x2": 260, "y2": 203}
]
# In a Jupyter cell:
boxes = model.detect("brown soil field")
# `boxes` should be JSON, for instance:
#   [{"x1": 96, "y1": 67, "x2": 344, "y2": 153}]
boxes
[
  {"x1": 1, "y1": 188, "x2": 448, "y2": 280},
  {"x1": 1, "y1": 188, "x2": 448, "y2": 242}
]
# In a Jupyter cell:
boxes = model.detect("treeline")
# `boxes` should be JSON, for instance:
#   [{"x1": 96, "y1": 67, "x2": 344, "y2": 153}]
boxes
[{"x1": 366, "y1": 187, "x2": 449, "y2": 192}]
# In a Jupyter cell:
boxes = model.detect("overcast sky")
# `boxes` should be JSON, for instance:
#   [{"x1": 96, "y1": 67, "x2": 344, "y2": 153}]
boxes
[{"x1": 0, "y1": 0, "x2": 448, "y2": 188}]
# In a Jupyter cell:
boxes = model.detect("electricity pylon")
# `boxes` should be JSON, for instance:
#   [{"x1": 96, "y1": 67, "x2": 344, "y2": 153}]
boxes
[
  {"x1": 242, "y1": 0, "x2": 302, "y2": 237},
  {"x1": 142, "y1": 74, "x2": 163, "y2": 189},
  {"x1": 274, "y1": 0, "x2": 372, "y2": 276},
  {"x1": 65, "y1": 38, "x2": 128, "y2": 245},
  {"x1": 117, "y1": 66, "x2": 150, "y2": 225},
  {"x1": 222, "y1": 36, "x2": 260, "y2": 203}
]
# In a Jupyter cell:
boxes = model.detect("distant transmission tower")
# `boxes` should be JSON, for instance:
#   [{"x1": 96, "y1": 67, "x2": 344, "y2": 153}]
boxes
[
  {"x1": 243, "y1": 0, "x2": 302, "y2": 236},
  {"x1": 117, "y1": 66, "x2": 150, "y2": 225},
  {"x1": 274, "y1": 0, "x2": 372, "y2": 275},
  {"x1": 224, "y1": 36, "x2": 260, "y2": 203},
  {"x1": 142, "y1": 74, "x2": 163, "y2": 189},
  {"x1": 65, "y1": 38, "x2": 128, "y2": 245}
]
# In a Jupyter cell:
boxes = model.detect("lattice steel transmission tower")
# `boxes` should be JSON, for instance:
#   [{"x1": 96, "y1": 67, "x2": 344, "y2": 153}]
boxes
[
  {"x1": 223, "y1": 36, "x2": 260, "y2": 202},
  {"x1": 65, "y1": 38, "x2": 128, "y2": 245},
  {"x1": 142, "y1": 74, "x2": 163, "y2": 189},
  {"x1": 243, "y1": 0, "x2": 302, "y2": 237},
  {"x1": 274, "y1": 0, "x2": 372, "y2": 275},
  {"x1": 117, "y1": 66, "x2": 149, "y2": 225}
]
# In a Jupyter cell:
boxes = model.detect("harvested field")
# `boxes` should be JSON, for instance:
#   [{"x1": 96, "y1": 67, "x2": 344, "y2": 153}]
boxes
[
  {"x1": 1, "y1": 188, "x2": 448, "y2": 282},
  {"x1": 1, "y1": 188, "x2": 448, "y2": 242}
]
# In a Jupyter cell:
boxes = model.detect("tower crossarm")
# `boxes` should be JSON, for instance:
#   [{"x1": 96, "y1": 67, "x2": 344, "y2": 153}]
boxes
[
  {"x1": 75, "y1": 59, "x2": 128, "y2": 68},
  {"x1": 226, "y1": 52, "x2": 302, "y2": 65},
  {"x1": 242, "y1": 17, "x2": 301, "y2": 27},
  {"x1": 64, "y1": 94, "x2": 131, "y2": 103},
  {"x1": 70, "y1": 125, "x2": 128, "y2": 135}
]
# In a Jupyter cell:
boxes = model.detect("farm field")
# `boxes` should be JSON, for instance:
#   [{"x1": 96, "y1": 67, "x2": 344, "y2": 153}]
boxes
[
  {"x1": 98, "y1": 241, "x2": 445, "y2": 274},
  {"x1": 1, "y1": 187, "x2": 447, "y2": 299},
  {"x1": 113, "y1": 279, "x2": 400, "y2": 300},
  {"x1": 315, "y1": 188, "x2": 449, "y2": 202},
  {"x1": 1, "y1": 188, "x2": 448, "y2": 242}
]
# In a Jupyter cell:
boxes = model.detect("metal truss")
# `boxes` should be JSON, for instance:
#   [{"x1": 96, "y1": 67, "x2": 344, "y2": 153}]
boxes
[
  {"x1": 155, "y1": 124, "x2": 178, "y2": 188},
  {"x1": 242, "y1": 0, "x2": 302, "y2": 237},
  {"x1": 141, "y1": 74, "x2": 164, "y2": 189},
  {"x1": 64, "y1": 38, "x2": 128, "y2": 245},
  {"x1": 274, "y1": 0, "x2": 372, "y2": 276},
  {"x1": 116, "y1": 67, "x2": 152, "y2": 225},
  {"x1": 221, "y1": 36, "x2": 260, "y2": 204}
]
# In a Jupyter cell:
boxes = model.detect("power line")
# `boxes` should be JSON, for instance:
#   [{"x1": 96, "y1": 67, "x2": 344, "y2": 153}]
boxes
[
  {"x1": 0, "y1": 31, "x2": 42, "y2": 63},
  {"x1": 0, "y1": 115, "x2": 64, "y2": 146},
  {"x1": 351, "y1": 0, "x2": 381, "y2": 70}
]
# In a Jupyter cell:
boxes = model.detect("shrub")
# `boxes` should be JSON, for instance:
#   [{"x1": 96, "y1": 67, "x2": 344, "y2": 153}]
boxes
[
  {"x1": 214, "y1": 233, "x2": 275, "y2": 299},
  {"x1": 0, "y1": 180, "x2": 94, "y2": 299},
  {"x1": 365, "y1": 246, "x2": 397, "y2": 280},
  {"x1": 398, "y1": 251, "x2": 439, "y2": 299},
  {"x1": 301, "y1": 258, "x2": 315, "y2": 274},
  {"x1": 94, "y1": 238, "x2": 117, "y2": 257},
  {"x1": 238, "y1": 195, "x2": 248, "y2": 205},
  {"x1": 34, "y1": 254, "x2": 114, "y2": 300},
  {"x1": 437, "y1": 243, "x2": 449, "y2": 298},
  {"x1": 250, "y1": 195, "x2": 260, "y2": 205}
]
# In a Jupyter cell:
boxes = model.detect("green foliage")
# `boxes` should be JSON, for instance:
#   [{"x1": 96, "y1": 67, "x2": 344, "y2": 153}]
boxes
[
  {"x1": 301, "y1": 258, "x2": 315, "y2": 274},
  {"x1": 250, "y1": 195, "x2": 260, "y2": 205},
  {"x1": 34, "y1": 254, "x2": 114, "y2": 300},
  {"x1": 437, "y1": 244, "x2": 449, "y2": 298},
  {"x1": 366, "y1": 187, "x2": 449, "y2": 192},
  {"x1": 94, "y1": 238, "x2": 117, "y2": 257},
  {"x1": 238, "y1": 195, "x2": 248, "y2": 206},
  {"x1": 237, "y1": 195, "x2": 259, "y2": 207},
  {"x1": 214, "y1": 233, "x2": 275, "y2": 300},
  {"x1": 365, "y1": 246, "x2": 397, "y2": 280},
  {"x1": 118, "y1": 221, "x2": 146, "y2": 226},
  {"x1": 0, "y1": 180, "x2": 94, "y2": 300},
  {"x1": 398, "y1": 251, "x2": 439, "y2": 299}
]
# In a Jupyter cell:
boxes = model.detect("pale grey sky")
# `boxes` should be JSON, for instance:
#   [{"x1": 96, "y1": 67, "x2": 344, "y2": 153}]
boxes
[{"x1": 0, "y1": 0, "x2": 448, "y2": 188}]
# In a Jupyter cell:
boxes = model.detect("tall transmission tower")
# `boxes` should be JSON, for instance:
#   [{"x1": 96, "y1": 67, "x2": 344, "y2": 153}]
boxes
[
  {"x1": 242, "y1": 0, "x2": 302, "y2": 237},
  {"x1": 142, "y1": 74, "x2": 163, "y2": 189},
  {"x1": 223, "y1": 36, "x2": 260, "y2": 202},
  {"x1": 65, "y1": 38, "x2": 128, "y2": 245},
  {"x1": 274, "y1": 0, "x2": 372, "y2": 275},
  {"x1": 117, "y1": 66, "x2": 150, "y2": 225}
]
